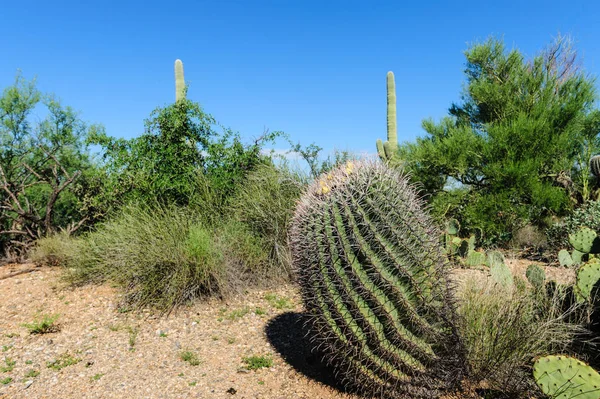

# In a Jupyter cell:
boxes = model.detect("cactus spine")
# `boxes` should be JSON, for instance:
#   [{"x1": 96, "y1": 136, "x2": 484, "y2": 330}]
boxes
[
  {"x1": 376, "y1": 72, "x2": 399, "y2": 162},
  {"x1": 533, "y1": 355, "x2": 600, "y2": 399},
  {"x1": 290, "y1": 161, "x2": 466, "y2": 398},
  {"x1": 175, "y1": 59, "x2": 185, "y2": 101}
]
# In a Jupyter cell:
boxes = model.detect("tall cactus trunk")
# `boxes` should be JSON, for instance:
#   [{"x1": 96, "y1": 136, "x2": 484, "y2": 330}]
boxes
[
  {"x1": 175, "y1": 59, "x2": 185, "y2": 102},
  {"x1": 377, "y1": 72, "x2": 400, "y2": 162}
]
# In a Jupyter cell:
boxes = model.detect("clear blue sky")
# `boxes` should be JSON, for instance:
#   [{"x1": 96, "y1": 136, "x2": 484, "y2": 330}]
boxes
[{"x1": 1, "y1": 0, "x2": 599, "y2": 156}]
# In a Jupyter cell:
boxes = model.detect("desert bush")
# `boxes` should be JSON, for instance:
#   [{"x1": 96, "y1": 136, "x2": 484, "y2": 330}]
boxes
[
  {"x1": 547, "y1": 200, "x2": 600, "y2": 249},
  {"x1": 457, "y1": 278, "x2": 584, "y2": 395},
  {"x1": 30, "y1": 231, "x2": 82, "y2": 266},
  {"x1": 229, "y1": 164, "x2": 306, "y2": 279},
  {"x1": 58, "y1": 204, "x2": 266, "y2": 312}
]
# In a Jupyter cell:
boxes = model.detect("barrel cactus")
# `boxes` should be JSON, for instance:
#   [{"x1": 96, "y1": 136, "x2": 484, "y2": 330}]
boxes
[
  {"x1": 289, "y1": 160, "x2": 466, "y2": 398},
  {"x1": 590, "y1": 155, "x2": 600, "y2": 178}
]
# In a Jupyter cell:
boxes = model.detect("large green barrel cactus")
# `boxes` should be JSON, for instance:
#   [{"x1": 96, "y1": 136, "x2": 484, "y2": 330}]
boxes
[{"x1": 289, "y1": 161, "x2": 466, "y2": 398}]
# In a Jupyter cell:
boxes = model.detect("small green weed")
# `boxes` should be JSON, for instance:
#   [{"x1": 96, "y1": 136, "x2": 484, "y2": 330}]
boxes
[
  {"x1": 1, "y1": 358, "x2": 15, "y2": 372},
  {"x1": 227, "y1": 307, "x2": 249, "y2": 320},
  {"x1": 24, "y1": 369, "x2": 39, "y2": 378},
  {"x1": 159, "y1": 331, "x2": 168, "y2": 338},
  {"x1": 254, "y1": 307, "x2": 266, "y2": 315},
  {"x1": 227, "y1": 337, "x2": 236, "y2": 344},
  {"x1": 90, "y1": 373, "x2": 103, "y2": 381},
  {"x1": 46, "y1": 353, "x2": 81, "y2": 371},
  {"x1": 25, "y1": 360, "x2": 33, "y2": 365},
  {"x1": 4, "y1": 333, "x2": 18, "y2": 338},
  {"x1": 264, "y1": 293, "x2": 293, "y2": 309},
  {"x1": 177, "y1": 372, "x2": 184, "y2": 377},
  {"x1": 180, "y1": 351, "x2": 201, "y2": 366},
  {"x1": 128, "y1": 326, "x2": 139, "y2": 349},
  {"x1": 242, "y1": 355, "x2": 273, "y2": 370},
  {"x1": 258, "y1": 380, "x2": 265, "y2": 385},
  {"x1": 1, "y1": 377, "x2": 12, "y2": 385},
  {"x1": 22, "y1": 314, "x2": 60, "y2": 334},
  {"x1": 189, "y1": 380, "x2": 197, "y2": 386},
  {"x1": 2, "y1": 345, "x2": 12, "y2": 352},
  {"x1": 211, "y1": 336, "x2": 219, "y2": 341}
]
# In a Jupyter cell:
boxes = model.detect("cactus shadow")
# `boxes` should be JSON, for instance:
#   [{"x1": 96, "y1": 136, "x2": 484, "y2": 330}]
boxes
[{"x1": 265, "y1": 312, "x2": 347, "y2": 393}]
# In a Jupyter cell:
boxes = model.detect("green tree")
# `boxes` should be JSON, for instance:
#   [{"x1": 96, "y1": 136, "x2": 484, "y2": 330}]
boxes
[
  {"x1": 399, "y1": 36, "x2": 599, "y2": 244},
  {"x1": 0, "y1": 73, "x2": 100, "y2": 258},
  {"x1": 85, "y1": 98, "x2": 282, "y2": 219}
]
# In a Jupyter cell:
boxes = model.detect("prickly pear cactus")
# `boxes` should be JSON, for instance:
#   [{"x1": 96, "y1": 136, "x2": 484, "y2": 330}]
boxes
[
  {"x1": 175, "y1": 59, "x2": 185, "y2": 101},
  {"x1": 488, "y1": 251, "x2": 513, "y2": 287},
  {"x1": 576, "y1": 261, "x2": 600, "y2": 302},
  {"x1": 290, "y1": 161, "x2": 466, "y2": 398},
  {"x1": 533, "y1": 355, "x2": 600, "y2": 399},
  {"x1": 526, "y1": 264, "x2": 546, "y2": 291},
  {"x1": 376, "y1": 72, "x2": 399, "y2": 163},
  {"x1": 465, "y1": 250, "x2": 486, "y2": 268},
  {"x1": 569, "y1": 227, "x2": 600, "y2": 254},
  {"x1": 572, "y1": 249, "x2": 586, "y2": 265},
  {"x1": 446, "y1": 219, "x2": 460, "y2": 236},
  {"x1": 558, "y1": 250, "x2": 574, "y2": 268}
]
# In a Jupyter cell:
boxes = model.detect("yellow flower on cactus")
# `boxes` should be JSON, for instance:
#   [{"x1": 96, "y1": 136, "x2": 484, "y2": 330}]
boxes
[
  {"x1": 319, "y1": 179, "x2": 330, "y2": 195},
  {"x1": 345, "y1": 161, "x2": 354, "y2": 175}
]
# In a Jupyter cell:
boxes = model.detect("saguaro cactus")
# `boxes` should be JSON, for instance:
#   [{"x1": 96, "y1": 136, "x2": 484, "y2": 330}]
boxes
[
  {"x1": 376, "y1": 71, "x2": 399, "y2": 162},
  {"x1": 290, "y1": 161, "x2": 466, "y2": 398},
  {"x1": 175, "y1": 59, "x2": 185, "y2": 101}
]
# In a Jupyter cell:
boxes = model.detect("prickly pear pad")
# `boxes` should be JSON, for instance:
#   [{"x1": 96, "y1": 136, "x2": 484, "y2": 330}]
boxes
[{"x1": 533, "y1": 355, "x2": 600, "y2": 399}]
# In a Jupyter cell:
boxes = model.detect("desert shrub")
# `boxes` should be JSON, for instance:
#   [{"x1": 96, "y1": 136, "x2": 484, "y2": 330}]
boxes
[
  {"x1": 457, "y1": 278, "x2": 583, "y2": 395},
  {"x1": 30, "y1": 231, "x2": 83, "y2": 266},
  {"x1": 229, "y1": 164, "x2": 306, "y2": 279},
  {"x1": 547, "y1": 200, "x2": 600, "y2": 249},
  {"x1": 59, "y1": 204, "x2": 266, "y2": 312},
  {"x1": 510, "y1": 224, "x2": 548, "y2": 251}
]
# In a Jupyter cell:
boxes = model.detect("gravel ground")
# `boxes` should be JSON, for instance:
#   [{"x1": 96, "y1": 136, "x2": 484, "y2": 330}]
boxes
[
  {"x1": 0, "y1": 258, "x2": 574, "y2": 399},
  {"x1": 0, "y1": 264, "x2": 355, "y2": 399}
]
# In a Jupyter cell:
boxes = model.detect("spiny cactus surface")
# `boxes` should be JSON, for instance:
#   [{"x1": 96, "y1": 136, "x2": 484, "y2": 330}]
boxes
[
  {"x1": 533, "y1": 355, "x2": 600, "y2": 399},
  {"x1": 526, "y1": 264, "x2": 546, "y2": 291},
  {"x1": 290, "y1": 160, "x2": 466, "y2": 398},
  {"x1": 569, "y1": 227, "x2": 600, "y2": 254},
  {"x1": 591, "y1": 155, "x2": 600, "y2": 178}
]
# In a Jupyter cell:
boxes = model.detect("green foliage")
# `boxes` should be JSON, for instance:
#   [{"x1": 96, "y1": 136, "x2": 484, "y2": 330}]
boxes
[
  {"x1": 46, "y1": 353, "x2": 80, "y2": 371},
  {"x1": 85, "y1": 98, "x2": 281, "y2": 220},
  {"x1": 290, "y1": 160, "x2": 466, "y2": 398},
  {"x1": 458, "y1": 279, "x2": 584, "y2": 396},
  {"x1": 242, "y1": 355, "x2": 273, "y2": 370},
  {"x1": 229, "y1": 164, "x2": 305, "y2": 279},
  {"x1": 400, "y1": 36, "x2": 599, "y2": 245},
  {"x1": 547, "y1": 200, "x2": 600, "y2": 249},
  {"x1": 533, "y1": 355, "x2": 600, "y2": 399},
  {"x1": 59, "y1": 204, "x2": 267, "y2": 312},
  {"x1": 0, "y1": 73, "x2": 100, "y2": 257},
  {"x1": 180, "y1": 351, "x2": 201, "y2": 366},
  {"x1": 22, "y1": 314, "x2": 60, "y2": 334}
]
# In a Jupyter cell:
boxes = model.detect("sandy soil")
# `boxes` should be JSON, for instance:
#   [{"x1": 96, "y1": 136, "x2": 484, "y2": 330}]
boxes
[{"x1": 0, "y1": 258, "x2": 574, "y2": 399}]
